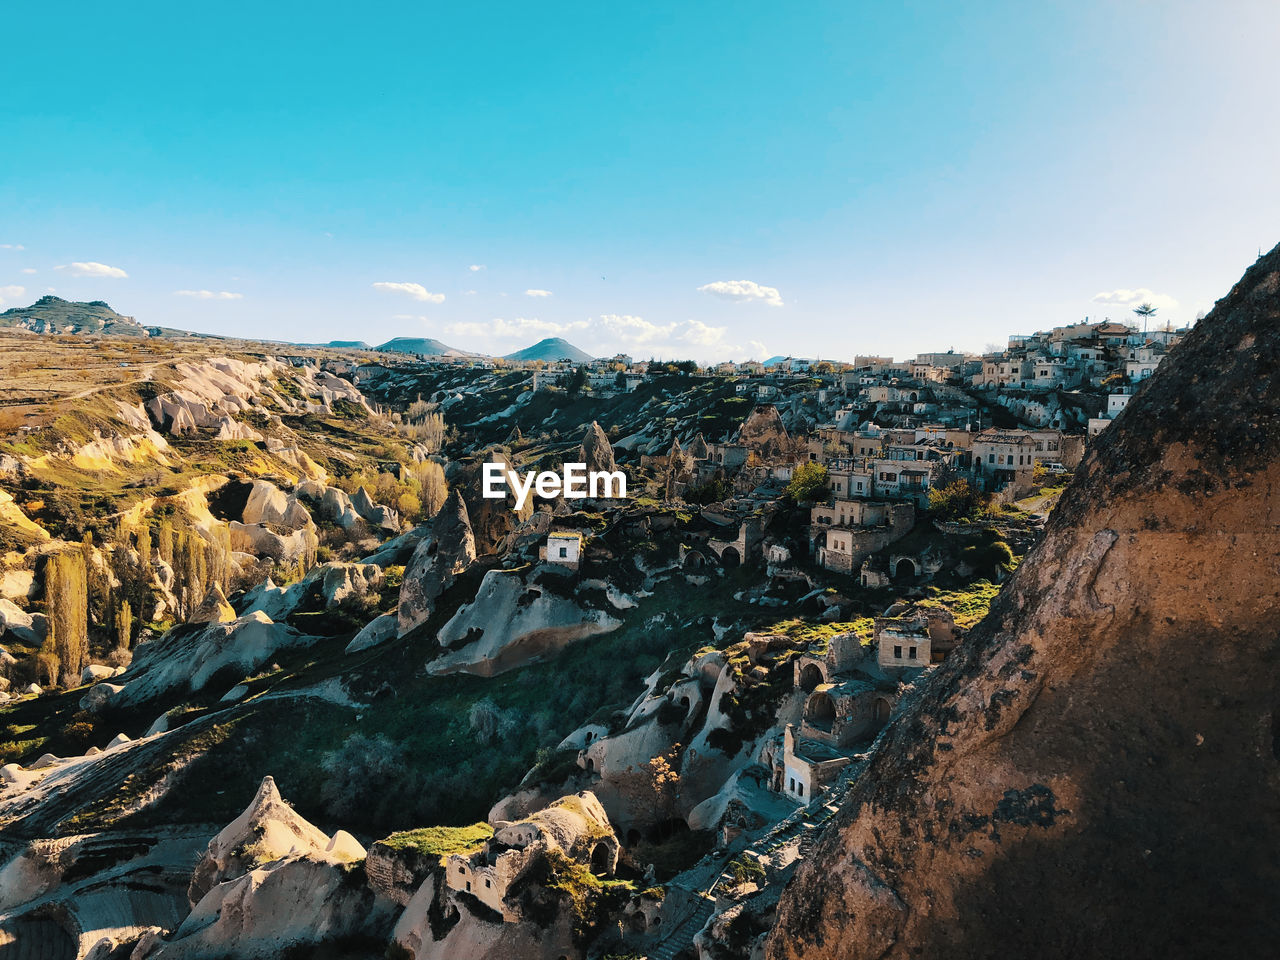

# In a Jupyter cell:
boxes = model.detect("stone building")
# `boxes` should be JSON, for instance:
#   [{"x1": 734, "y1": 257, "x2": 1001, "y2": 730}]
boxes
[
  {"x1": 540, "y1": 531, "x2": 582, "y2": 570},
  {"x1": 444, "y1": 792, "x2": 620, "y2": 923},
  {"x1": 764, "y1": 724, "x2": 855, "y2": 804},
  {"x1": 811, "y1": 499, "x2": 915, "y2": 573},
  {"x1": 875, "y1": 616, "x2": 932, "y2": 670}
]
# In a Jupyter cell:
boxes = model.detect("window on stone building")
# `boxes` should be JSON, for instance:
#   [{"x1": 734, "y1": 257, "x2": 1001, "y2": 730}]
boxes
[
  {"x1": 909, "y1": 646, "x2": 917, "y2": 659},
  {"x1": 894, "y1": 645, "x2": 902, "y2": 659}
]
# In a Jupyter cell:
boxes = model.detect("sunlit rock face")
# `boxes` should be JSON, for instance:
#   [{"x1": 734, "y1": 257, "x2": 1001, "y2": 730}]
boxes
[{"x1": 767, "y1": 243, "x2": 1280, "y2": 960}]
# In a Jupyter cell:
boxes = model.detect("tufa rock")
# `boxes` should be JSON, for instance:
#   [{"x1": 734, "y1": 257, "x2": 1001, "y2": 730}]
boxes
[
  {"x1": 765, "y1": 242, "x2": 1280, "y2": 959},
  {"x1": 397, "y1": 490, "x2": 476, "y2": 636},
  {"x1": 578, "y1": 420, "x2": 617, "y2": 474},
  {"x1": 456, "y1": 450, "x2": 532, "y2": 555},
  {"x1": 188, "y1": 583, "x2": 237, "y2": 624}
]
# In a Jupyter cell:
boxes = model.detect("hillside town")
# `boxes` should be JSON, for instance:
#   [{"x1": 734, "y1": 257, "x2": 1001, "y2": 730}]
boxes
[{"x1": 0, "y1": 295, "x2": 1225, "y2": 960}]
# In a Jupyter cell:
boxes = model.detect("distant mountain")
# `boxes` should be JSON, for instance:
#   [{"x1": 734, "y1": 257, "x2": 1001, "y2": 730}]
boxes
[
  {"x1": 503, "y1": 337, "x2": 594, "y2": 363},
  {"x1": 375, "y1": 337, "x2": 470, "y2": 356},
  {"x1": 0, "y1": 296, "x2": 148, "y2": 337},
  {"x1": 327, "y1": 340, "x2": 371, "y2": 350}
]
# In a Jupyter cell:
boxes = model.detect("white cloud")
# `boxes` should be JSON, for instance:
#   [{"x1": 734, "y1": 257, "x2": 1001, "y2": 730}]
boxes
[
  {"x1": 0, "y1": 244, "x2": 24, "y2": 251},
  {"x1": 463, "y1": 289, "x2": 477, "y2": 296},
  {"x1": 372, "y1": 281, "x2": 445, "y2": 303},
  {"x1": 56, "y1": 261, "x2": 128, "y2": 279},
  {"x1": 582, "y1": 315, "x2": 750, "y2": 361},
  {"x1": 21, "y1": 268, "x2": 36, "y2": 275},
  {"x1": 678, "y1": 319, "x2": 730, "y2": 347},
  {"x1": 1091, "y1": 287, "x2": 1178, "y2": 311},
  {"x1": 175, "y1": 289, "x2": 243, "y2": 300},
  {"x1": 0, "y1": 284, "x2": 25, "y2": 305},
  {"x1": 747, "y1": 340, "x2": 769, "y2": 359},
  {"x1": 524, "y1": 288, "x2": 553, "y2": 298},
  {"x1": 469, "y1": 264, "x2": 485, "y2": 272},
  {"x1": 697, "y1": 279, "x2": 783, "y2": 307},
  {"x1": 430, "y1": 310, "x2": 759, "y2": 363},
  {"x1": 444, "y1": 316, "x2": 588, "y2": 342},
  {"x1": 597, "y1": 314, "x2": 677, "y2": 344}
]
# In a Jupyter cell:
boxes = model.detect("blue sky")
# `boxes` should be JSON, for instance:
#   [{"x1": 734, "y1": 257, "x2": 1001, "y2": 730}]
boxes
[{"x1": 2, "y1": 1, "x2": 1278, "y2": 361}]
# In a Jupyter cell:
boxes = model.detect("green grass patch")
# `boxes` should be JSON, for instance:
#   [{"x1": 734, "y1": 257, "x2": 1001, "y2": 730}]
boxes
[
  {"x1": 379, "y1": 822, "x2": 494, "y2": 862},
  {"x1": 924, "y1": 580, "x2": 1002, "y2": 628}
]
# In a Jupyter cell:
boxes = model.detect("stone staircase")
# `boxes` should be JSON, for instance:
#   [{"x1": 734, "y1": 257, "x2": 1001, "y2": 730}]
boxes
[
  {"x1": 646, "y1": 769, "x2": 862, "y2": 958},
  {"x1": 649, "y1": 895, "x2": 716, "y2": 960},
  {"x1": 705, "y1": 797, "x2": 843, "y2": 899}
]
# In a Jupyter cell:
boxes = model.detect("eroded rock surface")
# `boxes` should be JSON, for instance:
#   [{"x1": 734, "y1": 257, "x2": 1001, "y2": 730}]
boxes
[
  {"x1": 398, "y1": 489, "x2": 476, "y2": 636},
  {"x1": 579, "y1": 420, "x2": 617, "y2": 474},
  {"x1": 765, "y1": 244, "x2": 1280, "y2": 958}
]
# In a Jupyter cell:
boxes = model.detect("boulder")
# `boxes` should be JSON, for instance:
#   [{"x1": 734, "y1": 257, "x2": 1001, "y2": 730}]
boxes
[
  {"x1": 188, "y1": 775, "x2": 336, "y2": 903},
  {"x1": 189, "y1": 583, "x2": 237, "y2": 624},
  {"x1": 237, "y1": 576, "x2": 307, "y2": 621},
  {"x1": 240, "y1": 480, "x2": 290, "y2": 526},
  {"x1": 689, "y1": 431, "x2": 710, "y2": 459},
  {"x1": 0, "y1": 598, "x2": 47, "y2": 645},
  {"x1": 350, "y1": 486, "x2": 400, "y2": 532},
  {"x1": 229, "y1": 521, "x2": 313, "y2": 564},
  {"x1": 318, "y1": 487, "x2": 361, "y2": 528},
  {"x1": 735, "y1": 404, "x2": 793, "y2": 460},
  {"x1": 156, "y1": 854, "x2": 385, "y2": 958},
  {"x1": 0, "y1": 568, "x2": 35, "y2": 600},
  {"x1": 345, "y1": 612, "x2": 398, "y2": 654},
  {"x1": 80, "y1": 664, "x2": 117, "y2": 684},
  {"x1": 318, "y1": 562, "x2": 384, "y2": 609},
  {"x1": 79, "y1": 682, "x2": 125, "y2": 711}
]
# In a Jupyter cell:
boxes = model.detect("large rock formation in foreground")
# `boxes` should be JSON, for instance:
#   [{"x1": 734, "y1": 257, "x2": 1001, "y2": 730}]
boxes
[{"x1": 767, "y1": 245, "x2": 1280, "y2": 959}]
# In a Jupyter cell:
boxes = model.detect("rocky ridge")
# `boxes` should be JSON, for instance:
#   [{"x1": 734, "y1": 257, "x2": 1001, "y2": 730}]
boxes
[{"x1": 764, "y1": 244, "x2": 1280, "y2": 958}]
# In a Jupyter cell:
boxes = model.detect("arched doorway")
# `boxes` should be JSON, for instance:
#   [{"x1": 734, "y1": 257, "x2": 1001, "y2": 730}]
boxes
[
  {"x1": 798, "y1": 663, "x2": 824, "y2": 693},
  {"x1": 873, "y1": 697, "x2": 892, "y2": 729},
  {"x1": 893, "y1": 558, "x2": 916, "y2": 582},
  {"x1": 590, "y1": 841, "x2": 612, "y2": 876},
  {"x1": 721, "y1": 546, "x2": 741, "y2": 568},
  {"x1": 805, "y1": 692, "x2": 836, "y2": 733}
]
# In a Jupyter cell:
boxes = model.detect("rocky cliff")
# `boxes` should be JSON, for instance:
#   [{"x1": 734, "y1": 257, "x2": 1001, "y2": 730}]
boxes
[{"x1": 766, "y1": 245, "x2": 1280, "y2": 958}]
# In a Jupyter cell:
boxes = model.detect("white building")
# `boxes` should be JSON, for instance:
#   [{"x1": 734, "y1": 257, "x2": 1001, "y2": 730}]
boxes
[{"x1": 542, "y1": 531, "x2": 582, "y2": 569}]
